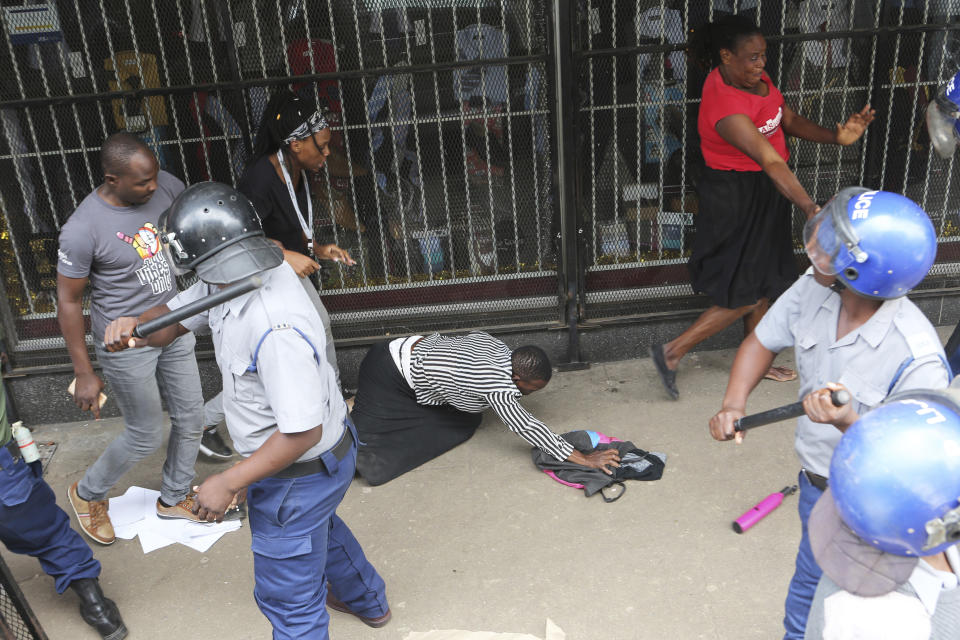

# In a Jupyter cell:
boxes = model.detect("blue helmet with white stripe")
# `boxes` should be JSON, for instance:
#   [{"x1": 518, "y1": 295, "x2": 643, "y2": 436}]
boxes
[
  {"x1": 803, "y1": 187, "x2": 936, "y2": 299},
  {"x1": 829, "y1": 389, "x2": 960, "y2": 557}
]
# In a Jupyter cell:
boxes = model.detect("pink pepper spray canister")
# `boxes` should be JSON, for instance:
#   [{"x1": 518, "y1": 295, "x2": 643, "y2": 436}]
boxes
[{"x1": 732, "y1": 485, "x2": 798, "y2": 534}]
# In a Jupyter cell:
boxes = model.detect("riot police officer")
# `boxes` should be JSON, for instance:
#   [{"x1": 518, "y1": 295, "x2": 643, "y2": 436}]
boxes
[{"x1": 103, "y1": 182, "x2": 390, "y2": 639}]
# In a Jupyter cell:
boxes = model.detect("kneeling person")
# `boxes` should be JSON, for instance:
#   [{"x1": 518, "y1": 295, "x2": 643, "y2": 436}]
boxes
[
  {"x1": 352, "y1": 332, "x2": 620, "y2": 485},
  {"x1": 103, "y1": 183, "x2": 389, "y2": 638}
]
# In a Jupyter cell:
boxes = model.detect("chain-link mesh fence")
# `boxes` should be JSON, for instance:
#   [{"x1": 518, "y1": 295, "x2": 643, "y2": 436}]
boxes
[
  {"x1": 577, "y1": 0, "x2": 960, "y2": 318},
  {"x1": 0, "y1": 0, "x2": 557, "y2": 361},
  {"x1": 0, "y1": 553, "x2": 47, "y2": 640},
  {"x1": 2, "y1": 1, "x2": 960, "y2": 361}
]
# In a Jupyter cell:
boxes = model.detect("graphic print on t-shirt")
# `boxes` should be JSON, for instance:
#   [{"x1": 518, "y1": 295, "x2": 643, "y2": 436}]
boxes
[
  {"x1": 116, "y1": 222, "x2": 172, "y2": 295},
  {"x1": 758, "y1": 107, "x2": 783, "y2": 137},
  {"x1": 116, "y1": 222, "x2": 162, "y2": 259}
]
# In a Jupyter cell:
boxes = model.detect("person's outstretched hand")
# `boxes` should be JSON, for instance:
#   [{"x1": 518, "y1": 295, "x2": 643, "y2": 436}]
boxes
[
  {"x1": 283, "y1": 249, "x2": 321, "y2": 277},
  {"x1": 315, "y1": 243, "x2": 356, "y2": 266},
  {"x1": 568, "y1": 448, "x2": 621, "y2": 475},
  {"x1": 835, "y1": 104, "x2": 875, "y2": 146}
]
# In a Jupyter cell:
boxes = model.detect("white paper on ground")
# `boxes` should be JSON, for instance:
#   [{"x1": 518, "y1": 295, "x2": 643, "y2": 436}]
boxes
[
  {"x1": 136, "y1": 528, "x2": 177, "y2": 554},
  {"x1": 107, "y1": 485, "x2": 153, "y2": 529},
  {"x1": 403, "y1": 619, "x2": 565, "y2": 640},
  {"x1": 107, "y1": 485, "x2": 241, "y2": 554}
]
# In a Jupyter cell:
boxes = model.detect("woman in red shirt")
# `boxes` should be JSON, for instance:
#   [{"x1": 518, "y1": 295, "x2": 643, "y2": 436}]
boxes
[{"x1": 651, "y1": 15, "x2": 874, "y2": 400}]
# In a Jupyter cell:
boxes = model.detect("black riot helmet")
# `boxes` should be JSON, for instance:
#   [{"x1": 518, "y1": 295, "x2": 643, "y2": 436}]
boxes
[{"x1": 159, "y1": 182, "x2": 283, "y2": 285}]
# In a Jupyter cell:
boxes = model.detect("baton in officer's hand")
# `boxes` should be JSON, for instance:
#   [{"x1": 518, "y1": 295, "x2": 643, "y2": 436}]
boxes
[
  {"x1": 104, "y1": 275, "x2": 264, "y2": 349},
  {"x1": 734, "y1": 389, "x2": 851, "y2": 432}
]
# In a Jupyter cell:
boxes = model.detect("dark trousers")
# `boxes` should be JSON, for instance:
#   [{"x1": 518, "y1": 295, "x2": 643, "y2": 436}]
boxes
[
  {"x1": 783, "y1": 470, "x2": 824, "y2": 640},
  {"x1": 0, "y1": 446, "x2": 100, "y2": 593},
  {"x1": 248, "y1": 420, "x2": 388, "y2": 639},
  {"x1": 352, "y1": 341, "x2": 483, "y2": 485}
]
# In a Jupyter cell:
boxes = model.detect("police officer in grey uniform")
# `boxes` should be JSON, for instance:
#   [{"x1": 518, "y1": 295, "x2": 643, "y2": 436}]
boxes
[
  {"x1": 103, "y1": 182, "x2": 390, "y2": 639},
  {"x1": 708, "y1": 188, "x2": 951, "y2": 640},
  {"x1": 804, "y1": 388, "x2": 960, "y2": 640}
]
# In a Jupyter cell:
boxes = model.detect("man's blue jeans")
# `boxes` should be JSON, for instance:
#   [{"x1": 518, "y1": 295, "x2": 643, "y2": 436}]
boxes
[
  {"x1": 80, "y1": 332, "x2": 204, "y2": 506},
  {"x1": 783, "y1": 470, "x2": 825, "y2": 640}
]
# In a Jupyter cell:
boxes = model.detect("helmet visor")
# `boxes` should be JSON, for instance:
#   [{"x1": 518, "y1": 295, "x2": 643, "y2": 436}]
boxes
[
  {"x1": 926, "y1": 97, "x2": 960, "y2": 159},
  {"x1": 804, "y1": 207, "x2": 843, "y2": 276},
  {"x1": 803, "y1": 188, "x2": 869, "y2": 276}
]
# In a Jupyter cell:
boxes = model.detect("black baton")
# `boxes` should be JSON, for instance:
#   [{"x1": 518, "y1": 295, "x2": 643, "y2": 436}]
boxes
[
  {"x1": 734, "y1": 389, "x2": 851, "y2": 432},
  {"x1": 131, "y1": 275, "x2": 264, "y2": 338}
]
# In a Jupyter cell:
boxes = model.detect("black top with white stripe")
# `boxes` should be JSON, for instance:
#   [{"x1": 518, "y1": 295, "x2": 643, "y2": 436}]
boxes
[{"x1": 409, "y1": 332, "x2": 574, "y2": 462}]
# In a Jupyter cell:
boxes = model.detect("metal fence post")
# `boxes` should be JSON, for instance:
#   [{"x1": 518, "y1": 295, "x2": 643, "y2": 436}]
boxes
[
  {"x1": 550, "y1": 0, "x2": 588, "y2": 371},
  {"x1": 214, "y1": 0, "x2": 252, "y2": 153}
]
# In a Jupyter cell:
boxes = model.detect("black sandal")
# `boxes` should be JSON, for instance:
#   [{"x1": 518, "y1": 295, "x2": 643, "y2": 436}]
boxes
[{"x1": 650, "y1": 344, "x2": 679, "y2": 400}]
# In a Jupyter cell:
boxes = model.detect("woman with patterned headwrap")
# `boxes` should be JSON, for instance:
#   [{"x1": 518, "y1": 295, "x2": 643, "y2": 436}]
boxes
[{"x1": 198, "y1": 90, "x2": 355, "y2": 461}]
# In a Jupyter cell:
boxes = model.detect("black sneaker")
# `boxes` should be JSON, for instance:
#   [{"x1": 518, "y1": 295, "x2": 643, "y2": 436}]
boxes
[{"x1": 199, "y1": 426, "x2": 233, "y2": 459}]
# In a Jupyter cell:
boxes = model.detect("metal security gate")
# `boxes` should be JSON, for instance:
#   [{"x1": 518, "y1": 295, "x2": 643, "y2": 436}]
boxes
[
  {"x1": 572, "y1": 0, "x2": 960, "y2": 324},
  {"x1": 0, "y1": 0, "x2": 558, "y2": 362},
  {"x1": 0, "y1": 554, "x2": 46, "y2": 640},
  {"x1": 1, "y1": 1, "x2": 960, "y2": 366}
]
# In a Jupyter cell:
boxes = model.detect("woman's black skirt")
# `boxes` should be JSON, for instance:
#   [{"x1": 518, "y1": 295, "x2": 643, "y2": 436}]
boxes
[
  {"x1": 352, "y1": 341, "x2": 483, "y2": 486},
  {"x1": 688, "y1": 167, "x2": 798, "y2": 309}
]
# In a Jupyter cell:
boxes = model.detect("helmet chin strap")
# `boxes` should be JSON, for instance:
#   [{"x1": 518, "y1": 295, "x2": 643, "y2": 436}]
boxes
[{"x1": 830, "y1": 279, "x2": 846, "y2": 294}]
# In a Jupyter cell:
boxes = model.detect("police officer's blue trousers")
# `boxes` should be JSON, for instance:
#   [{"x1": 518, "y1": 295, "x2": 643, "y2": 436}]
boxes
[
  {"x1": 0, "y1": 446, "x2": 100, "y2": 593},
  {"x1": 248, "y1": 427, "x2": 388, "y2": 640},
  {"x1": 783, "y1": 471, "x2": 824, "y2": 640}
]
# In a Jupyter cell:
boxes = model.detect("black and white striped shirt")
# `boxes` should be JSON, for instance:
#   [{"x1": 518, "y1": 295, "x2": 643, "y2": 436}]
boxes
[{"x1": 409, "y1": 332, "x2": 574, "y2": 462}]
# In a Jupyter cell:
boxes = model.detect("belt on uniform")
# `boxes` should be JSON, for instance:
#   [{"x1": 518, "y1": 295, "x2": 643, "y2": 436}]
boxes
[
  {"x1": 803, "y1": 469, "x2": 828, "y2": 492},
  {"x1": 272, "y1": 427, "x2": 353, "y2": 479}
]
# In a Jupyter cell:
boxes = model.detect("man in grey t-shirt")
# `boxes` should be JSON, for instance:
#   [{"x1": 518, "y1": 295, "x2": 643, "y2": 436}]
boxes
[{"x1": 56, "y1": 133, "x2": 205, "y2": 545}]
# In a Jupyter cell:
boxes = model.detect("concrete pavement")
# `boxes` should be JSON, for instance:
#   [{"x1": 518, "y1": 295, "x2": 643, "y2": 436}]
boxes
[{"x1": 3, "y1": 335, "x2": 877, "y2": 640}]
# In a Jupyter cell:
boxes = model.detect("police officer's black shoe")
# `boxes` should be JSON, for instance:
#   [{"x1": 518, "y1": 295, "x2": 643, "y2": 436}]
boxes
[{"x1": 70, "y1": 578, "x2": 128, "y2": 640}]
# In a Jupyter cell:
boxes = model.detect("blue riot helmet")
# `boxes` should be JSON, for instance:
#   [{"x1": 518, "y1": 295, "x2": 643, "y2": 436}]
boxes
[
  {"x1": 926, "y1": 70, "x2": 960, "y2": 159},
  {"x1": 803, "y1": 187, "x2": 936, "y2": 299},
  {"x1": 829, "y1": 389, "x2": 960, "y2": 558}
]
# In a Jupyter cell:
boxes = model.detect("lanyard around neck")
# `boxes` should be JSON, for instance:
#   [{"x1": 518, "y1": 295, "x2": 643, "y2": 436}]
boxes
[{"x1": 276, "y1": 149, "x2": 313, "y2": 250}]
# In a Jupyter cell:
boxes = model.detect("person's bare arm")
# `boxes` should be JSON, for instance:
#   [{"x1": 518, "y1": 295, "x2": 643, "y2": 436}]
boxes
[
  {"x1": 708, "y1": 333, "x2": 777, "y2": 443},
  {"x1": 57, "y1": 273, "x2": 104, "y2": 418},
  {"x1": 193, "y1": 426, "x2": 323, "y2": 522},
  {"x1": 716, "y1": 114, "x2": 819, "y2": 219},
  {"x1": 782, "y1": 103, "x2": 874, "y2": 146}
]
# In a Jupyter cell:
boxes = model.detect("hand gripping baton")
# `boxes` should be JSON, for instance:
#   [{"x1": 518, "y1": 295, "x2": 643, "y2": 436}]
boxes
[
  {"x1": 733, "y1": 388, "x2": 851, "y2": 432},
  {"x1": 128, "y1": 275, "x2": 263, "y2": 340}
]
